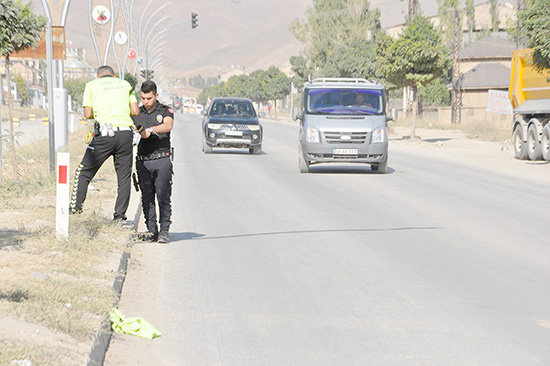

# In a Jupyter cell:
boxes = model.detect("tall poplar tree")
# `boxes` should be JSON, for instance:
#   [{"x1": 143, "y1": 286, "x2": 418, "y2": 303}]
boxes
[
  {"x1": 290, "y1": 0, "x2": 381, "y2": 78},
  {"x1": 0, "y1": 0, "x2": 46, "y2": 180},
  {"x1": 518, "y1": 0, "x2": 550, "y2": 71}
]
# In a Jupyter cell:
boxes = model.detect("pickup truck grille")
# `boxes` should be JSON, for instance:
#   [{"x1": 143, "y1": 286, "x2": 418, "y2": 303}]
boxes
[
  {"x1": 323, "y1": 131, "x2": 368, "y2": 144},
  {"x1": 220, "y1": 124, "x2": 250, "y2": 130}
]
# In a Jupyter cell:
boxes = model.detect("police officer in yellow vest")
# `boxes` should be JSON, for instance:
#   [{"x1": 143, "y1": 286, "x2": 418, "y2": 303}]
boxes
[{"x1": 70, "y1": 65, "x2": 140, "y2": 223}]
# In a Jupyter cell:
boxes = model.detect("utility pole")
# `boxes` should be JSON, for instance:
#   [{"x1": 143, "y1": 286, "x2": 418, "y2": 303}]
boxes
[
  {"x1": 408, "y1": 0, "x2": 418, "y2": 22},
  {"x1": 404, "y1": 0, "x2": 419, "y2": 117},
  {"x1": 515, "y1": 0, "x2": 525, "y2": 49},
  {"x1": 451, "y1": 8, "x2": 461, "y2": 124}
]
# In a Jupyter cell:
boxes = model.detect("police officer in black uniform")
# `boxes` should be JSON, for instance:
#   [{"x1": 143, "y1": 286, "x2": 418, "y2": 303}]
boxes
[{"x1": 133, "y1": 80, "x2": 175, "y2": 243}]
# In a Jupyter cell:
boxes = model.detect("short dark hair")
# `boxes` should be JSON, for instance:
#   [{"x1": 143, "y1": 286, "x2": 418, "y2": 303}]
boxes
[
  {"x1": 97, "y1": 65, "x2": 115, "y2": 77},
  {"x1": 141, "y1": 80, "x2": 157, "y2": 94}
]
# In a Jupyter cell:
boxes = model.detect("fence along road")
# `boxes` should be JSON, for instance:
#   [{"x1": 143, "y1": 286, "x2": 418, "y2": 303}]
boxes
[{"x1": 105, "y1": 112, "x2": 550, "y2": 365}]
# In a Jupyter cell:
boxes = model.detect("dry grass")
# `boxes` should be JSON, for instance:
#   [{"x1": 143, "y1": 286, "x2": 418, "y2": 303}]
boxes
[
  {"x1": 0, "y1": 125, "x2": 136, "y2": 364},
  {"x1": 390, "y1": 115, "x2": 511, "y2": 143},
  {"x1": 0, "y1": 339, "x2": 88, "y2": 366}
]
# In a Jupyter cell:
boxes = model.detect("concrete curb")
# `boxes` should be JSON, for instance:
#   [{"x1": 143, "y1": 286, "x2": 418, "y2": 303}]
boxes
[
  {"x1": 86, "y1": 252, "x2": 130, "y2": 366},
  {"x1": 86, "y1": 193, "x2": 142, "y2": 366}
]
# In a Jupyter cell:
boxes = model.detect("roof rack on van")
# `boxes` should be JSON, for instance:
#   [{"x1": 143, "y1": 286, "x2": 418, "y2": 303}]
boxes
[{"x1": 311, "y1": 78, "x2": 378, "y2": 85}]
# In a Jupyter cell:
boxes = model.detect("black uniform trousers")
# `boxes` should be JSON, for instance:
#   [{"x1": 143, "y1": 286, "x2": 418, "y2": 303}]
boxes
[
  {"x1": 136, "y1": 156, "x2": 173, "y2": 233},
  {"x1": 70, "y1": 130, "x2": 133, "y2": 219}
]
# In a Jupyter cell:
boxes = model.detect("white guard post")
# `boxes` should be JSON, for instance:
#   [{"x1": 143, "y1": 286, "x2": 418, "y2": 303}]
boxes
[{"x1": 56, "y1": 152, "x2": 70, "y2": 238}]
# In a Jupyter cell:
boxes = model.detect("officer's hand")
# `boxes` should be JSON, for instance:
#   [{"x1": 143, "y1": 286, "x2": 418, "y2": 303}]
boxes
[{"x1": 133, "y1": 130, "x2": 142, "y2": 145}]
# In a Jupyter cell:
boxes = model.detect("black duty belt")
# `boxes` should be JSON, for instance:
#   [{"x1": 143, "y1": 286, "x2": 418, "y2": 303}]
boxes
[{"x1": 136, "y1": 151, "x2": 171, "y2": 161}]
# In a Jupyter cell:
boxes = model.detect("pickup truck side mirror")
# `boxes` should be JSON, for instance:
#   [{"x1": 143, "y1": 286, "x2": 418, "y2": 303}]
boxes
[
  {"x1": 258, "y1": 111, "x2": 266, "y2": 118},
  {"x1": 201, "y1": 110, "x2": 207, "y2": 116},
  {"x1": 388, "y1": 108, "x2": 398, "y2": 122}
]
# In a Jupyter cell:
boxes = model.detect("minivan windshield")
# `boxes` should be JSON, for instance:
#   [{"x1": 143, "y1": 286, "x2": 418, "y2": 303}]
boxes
[{"x1": 306, "y1": 88, "x2": 383, "y2": 115}]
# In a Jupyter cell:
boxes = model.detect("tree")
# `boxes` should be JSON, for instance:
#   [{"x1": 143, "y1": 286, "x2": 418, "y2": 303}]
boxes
[
  {"x1": 124, "y1": 72, "x2": 137, "y2": 90},
  {"x1": 379, "y1": 14, "x2": 449, "y2": 138},
  {"x1": 489, "y1": 0, "x2": 500, "y2": 32},
  {"x1": 323, "y1": 38, "x2": 381, "y2": 79},
  {"x1": 290, "y1": 0, "x2": 381, "y2": 77},
  {"x1": 465, "y1": 0, "x2": 475, "y2": 42},
  {"x1": 289, "y1": 55, "x2": 311, "y2": 90},
  {"x1": 65, "y1": 78, "x2": 86, "y2": 110},
  {"x1": 264, "y1": 66, "x2": 291, "y2": 120},
  {"x1": 437, "y1": 0, "x2": 460, "y2": 48},
  {"x1": 0, "y1": 0, "x2": 46, "y2": 180},
  {"x1": 518, "y1": 0, "x2": 550, "y2": 71},
  {"x1": 13, "y1": 74, "x2": 28, "y2": 105},
  {"x1": 419, "y1": 78, "x2": 451, "y2": 106}
]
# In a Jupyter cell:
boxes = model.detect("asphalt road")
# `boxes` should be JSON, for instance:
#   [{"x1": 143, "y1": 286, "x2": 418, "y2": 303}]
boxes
[{"x1": 104, "y1": 112, "x2": 550, "y2": 365}]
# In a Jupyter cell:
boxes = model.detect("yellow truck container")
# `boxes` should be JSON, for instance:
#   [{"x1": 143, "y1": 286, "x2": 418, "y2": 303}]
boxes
[{"x1": 509, "y1": 48, "x2": 550, "y2": 160}]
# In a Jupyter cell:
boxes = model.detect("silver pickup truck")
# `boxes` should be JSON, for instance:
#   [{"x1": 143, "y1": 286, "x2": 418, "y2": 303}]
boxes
[{"x1": 293, "y1": 78, "x2": 397, "y2": 173}]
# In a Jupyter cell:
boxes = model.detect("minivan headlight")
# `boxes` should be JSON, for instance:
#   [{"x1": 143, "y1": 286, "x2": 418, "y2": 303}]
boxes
[
  {"x1": 371, "y1": 126, "x2": 386, "y2": 143},
  {"x1": 306, "y1": 126, "x2": 320, "y2": 143}
]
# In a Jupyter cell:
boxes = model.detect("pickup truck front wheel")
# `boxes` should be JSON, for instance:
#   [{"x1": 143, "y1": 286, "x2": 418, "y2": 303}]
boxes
[{"x1": 202, "y1": 139, "x2": 213, "y2": 154}]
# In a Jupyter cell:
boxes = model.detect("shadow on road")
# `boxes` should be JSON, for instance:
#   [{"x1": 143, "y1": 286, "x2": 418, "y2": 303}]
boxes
[
  {"x1": 205, "y1": 149, "x2": 267, "y2": 156},
  {"x1": 183, "y1": 226, "x2": 440, "y2": 241},
  {"x1": 307, "y1": 165, "x2": 395, "y2": 174},
  {"x1": 171, "y1": 232, "x2": 206, "y2": 241}
]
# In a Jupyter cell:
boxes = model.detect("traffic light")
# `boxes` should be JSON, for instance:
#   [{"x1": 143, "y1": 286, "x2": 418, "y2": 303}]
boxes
[
  {"x1": 140, "y1": 69, "x2": 146, "y2": 79},
  {"x1": 148, "y1": 70, "x2": 154, "y2": 80},
  {"x1": 191, "y1": 12, "x2": 198, "y2": 29}
]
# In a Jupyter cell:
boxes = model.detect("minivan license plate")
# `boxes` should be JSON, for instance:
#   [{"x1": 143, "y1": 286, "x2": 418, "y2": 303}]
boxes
[{"x1": 333, "y1": 149, "x2": 357, "y2": 155}]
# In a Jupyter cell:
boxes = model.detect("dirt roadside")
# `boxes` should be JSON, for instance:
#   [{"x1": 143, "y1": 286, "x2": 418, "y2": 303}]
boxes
[
  {"x1": 2, "y1": 121, "x2": 550, "y2": 366},
  {"x1": 0, "y1": 125, "x2": 141, "y2": 366},
  {"x1": 389, "y1": 126, "x2": 550, "y2": 183}
]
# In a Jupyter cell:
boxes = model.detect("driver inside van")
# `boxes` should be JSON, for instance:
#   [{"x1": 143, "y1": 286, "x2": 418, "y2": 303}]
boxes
[{"x1": 354, "y1": 94, "x2": 372, "y2": 109}]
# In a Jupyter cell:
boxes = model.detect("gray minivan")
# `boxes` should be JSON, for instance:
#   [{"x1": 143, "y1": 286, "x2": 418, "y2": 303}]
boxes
[{"x1": 293, "y1": 78, "x2": 397, "y2": 173}]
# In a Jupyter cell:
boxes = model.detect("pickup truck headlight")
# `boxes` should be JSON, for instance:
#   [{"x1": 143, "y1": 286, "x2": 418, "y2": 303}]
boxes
[
  {"x1": 248, "y1": 125, "x2": 261, "y2": 131},
  {"x1": 207, "y1": 123, "x2": 221, "y2": 130},
  {"x1": 371, "y1": 126, "x2": 386, "y2": 143},
  {"x1": 306, "y1": 126, "x2": 320, "y2": 143}
]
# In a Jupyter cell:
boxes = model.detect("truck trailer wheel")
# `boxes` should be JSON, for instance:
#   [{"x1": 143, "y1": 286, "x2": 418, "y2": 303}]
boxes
[
  {"x1": 512, "y1": 125, "x2": 528, "y2": 160},
  {"x1": 527, "y1": 124, "x2": 542, "y2": 160},
  {"x1": 541, "y1": 124, "x2": 550, "y2": 162}
]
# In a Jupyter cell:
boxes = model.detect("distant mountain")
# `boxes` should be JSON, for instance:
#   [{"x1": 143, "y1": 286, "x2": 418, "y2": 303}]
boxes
[{"x1": 29, "y1": 0, "x2": 504, "y2": 80}]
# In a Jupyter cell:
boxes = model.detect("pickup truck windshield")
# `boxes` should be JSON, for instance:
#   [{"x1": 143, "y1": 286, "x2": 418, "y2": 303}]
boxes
[{"x1": 306, "y1": 88, "x2": 383, "y2": 115}]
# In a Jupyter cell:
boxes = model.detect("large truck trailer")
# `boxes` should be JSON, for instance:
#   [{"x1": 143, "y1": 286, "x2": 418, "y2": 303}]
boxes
[{"x1": 509, "y1": 48, "x2": 550, "y2": 161}]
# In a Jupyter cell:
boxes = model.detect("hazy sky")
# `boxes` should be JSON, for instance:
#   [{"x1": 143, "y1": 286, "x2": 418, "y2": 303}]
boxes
[{"x1": 27, "y1": 0, "x2": 508, "y2": 78}]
